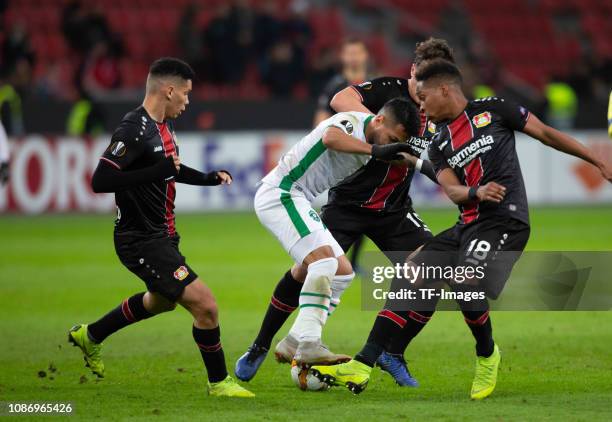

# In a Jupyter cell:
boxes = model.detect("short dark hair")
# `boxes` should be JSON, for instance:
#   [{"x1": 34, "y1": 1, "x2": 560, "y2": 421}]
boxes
[
  {"x1": 414, "y1": 37, "x2": 455, "y2": 65},
  {"x1": 379, "y1": 97, "x2": 420, "y2": 137},
  {"x1": 149, "y1": 57, "x2": 195, "y2": 80},
  {"x1": 415, "y1": 59, "x2": 462, "y2": 85},
  {"x1": 342, "y1": 37, "x2": 367, "y2": 49}
]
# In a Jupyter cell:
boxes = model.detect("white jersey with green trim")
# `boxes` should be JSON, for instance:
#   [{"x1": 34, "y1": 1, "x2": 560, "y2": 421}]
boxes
[{"x1": 261, "y1": 112, "x2": 373, "y2": 201}]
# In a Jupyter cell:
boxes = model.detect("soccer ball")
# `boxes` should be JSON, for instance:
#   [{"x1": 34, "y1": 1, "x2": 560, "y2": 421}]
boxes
[{"x1": 290, "y1": 360, "x2": 329, "y2": 391}]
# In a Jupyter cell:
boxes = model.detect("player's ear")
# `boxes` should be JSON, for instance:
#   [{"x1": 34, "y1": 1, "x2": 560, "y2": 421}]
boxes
[
  {"x1": 440, "y1": 83, "x2": 449, "y2": 97},
  {"x1": 166, "y1": 85, "x2": 174, "y2": 101}
]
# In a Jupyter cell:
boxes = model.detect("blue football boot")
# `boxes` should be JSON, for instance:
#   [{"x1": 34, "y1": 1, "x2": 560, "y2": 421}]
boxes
[
  {"x1": 235, "y1": 344, "x2": 269, "y2": 381},
  {"x1": 376, "y1": 351, "x2": 419, "y2": 387}
]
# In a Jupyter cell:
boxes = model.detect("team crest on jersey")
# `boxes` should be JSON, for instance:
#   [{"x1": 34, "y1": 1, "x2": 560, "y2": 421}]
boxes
[
  {"x1": 109, "y1": 141, "x2": 126, "y2": 157},
  {"x1": 308, "y1": 210, "x2": 321, "y2": 222},
  {"x1": 358, "y1": 81, "x2": 372, "y2": 90},
  {"x1": 339, "y1": 120, "x2": 354, "y2": 134},
  {"x1": 472, "y1": 112, "x2": 492, "y2": 128},
  {"x1": 173, "y1": 266, "x2": 189, "y2": 281},
  {"x1": 427, "y1": 121, "x2": 436, "y2": 134}
]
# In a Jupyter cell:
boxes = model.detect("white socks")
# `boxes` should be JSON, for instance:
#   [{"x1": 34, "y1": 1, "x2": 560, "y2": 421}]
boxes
[
  {"x1": 289, "y1": 257, "x2": 338, "y2": 343},
  {"x1": 328, "y1": 272, "x2": 355, "y2": 316}
]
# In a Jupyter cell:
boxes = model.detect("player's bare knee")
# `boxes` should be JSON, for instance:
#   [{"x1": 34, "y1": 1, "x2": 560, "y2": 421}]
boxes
[
  {"x1": 186, "y1": 283, "x2": 219, "y2": 326},
  {"x1": 290, "y1": 263, "x2": 307, "y2": 282},
  {"x1": 303, "y1": 246, "x2": 336, "y2": 265},
  {"x1": 336, "y1": 255, "x2": 353, "y2": 276},
  {"x1": 194, "y1": 301, "x2": 218, "y2": 327}
]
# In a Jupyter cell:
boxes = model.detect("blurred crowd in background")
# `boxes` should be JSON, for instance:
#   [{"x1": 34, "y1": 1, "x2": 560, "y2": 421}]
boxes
[{"x1": 0, "y1": 0, "x2": 611, "y2": 135}]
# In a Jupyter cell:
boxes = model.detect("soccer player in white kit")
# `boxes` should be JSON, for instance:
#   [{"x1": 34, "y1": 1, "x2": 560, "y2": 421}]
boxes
[{"x1": 254, "y1": 98, "x2": 421, "y2": 364}]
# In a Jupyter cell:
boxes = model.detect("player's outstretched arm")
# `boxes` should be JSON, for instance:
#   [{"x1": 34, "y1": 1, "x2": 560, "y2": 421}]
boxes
[
  {"x1": 330, "y1": 87, "x2": 373, "y2": 114},
  {"x1": 176, "y1": 164, "x2": 232, "y2": 186},
  {"x1": 437, "y1": 168, "x2": 506, "y2": 205},
  {"x1": 523, "y1": 114, "x2": 612, "y2": 182},
  {"x1": 322, "y1": 126, "x2": 415, "y2": 160},
  {"x1": 322, "y1": 126, "x2": 373, "y2": 154},
  {"x1": 91, "y1": 156, "x2": 178, "y2": 193}
]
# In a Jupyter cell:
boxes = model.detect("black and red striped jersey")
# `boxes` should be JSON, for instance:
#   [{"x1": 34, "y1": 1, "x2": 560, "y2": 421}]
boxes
[
  {"x1": 428, "y1": 97, "x2": 530, "y2": 226},
  {"x1": 327, "y1": 76, "x2": 434, "y2": 213},
  {"x1": 101, "y1": 106, "x2": 179, "y2": 237}
]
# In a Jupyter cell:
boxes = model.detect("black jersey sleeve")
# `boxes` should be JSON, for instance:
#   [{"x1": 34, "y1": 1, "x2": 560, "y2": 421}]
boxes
[
  {"x1": 490, "y1": 98, "x2": 531, "y2": 131},
  {"x1": 176, "y1": 164, "x2": 227, "y2": 186},
  {"x1": 351, "y1": 77, "x2": 410, "y2": 113},
  {"x1": 317, "y1": 76, "x2": 346, "y2": 115},
  {"x1": 428, "y1": 137, "x2": 450, "y2": 175},
  {"x1": 91, "y1": 156, "x2": 177, "y2": 193},
  {"x1": 101, "y1": 120, "x2": 145, "y2": 170}
]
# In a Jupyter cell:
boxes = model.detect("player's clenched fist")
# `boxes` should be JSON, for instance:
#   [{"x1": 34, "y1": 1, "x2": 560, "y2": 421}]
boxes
[
  {"x1": 173, "y1": 154, "x2": 181, "y2": 172},
  {"x1": 477, "y1": 182, "x2": 506, "y2": 203},
  {"x1": 216, "y1": 170, "x2": 232, "y2": 185}
]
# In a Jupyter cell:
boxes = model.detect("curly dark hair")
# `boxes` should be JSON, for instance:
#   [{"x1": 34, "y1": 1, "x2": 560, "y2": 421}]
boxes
[{"x1": 413, "y1": 37, "x2": 455, "y2": 66}]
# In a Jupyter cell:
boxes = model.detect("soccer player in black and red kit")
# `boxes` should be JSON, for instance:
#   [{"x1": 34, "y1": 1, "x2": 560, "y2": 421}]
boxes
[
  {"x1": 311, "y1": 59, "x2": 612, "y2": 398},
  {"x1": 235, "y1": 39, "x2": 453, "y2": 386},
  {"x1": 68, "y1": 58, "x2": 254, "y2": 398}
]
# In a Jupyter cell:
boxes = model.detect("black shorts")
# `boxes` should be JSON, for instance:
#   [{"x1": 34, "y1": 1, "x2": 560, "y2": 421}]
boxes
[
  {"x1": 320, "y1": 204, "x2": 433, "y2": 264},
  {"x1": 114, "y1": 233, "x2": 198, "y2": 302},
  {"x1": 415, "y1": 216, "x2": 530, "y2": 299}
]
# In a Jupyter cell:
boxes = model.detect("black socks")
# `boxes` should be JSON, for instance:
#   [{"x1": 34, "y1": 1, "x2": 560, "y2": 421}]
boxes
[
  {"x1": 193, "y1": 325, "x2": 228, "y2": 383},
  {"x1": 253, "y1": 270, "x2": 302, "y2": 349},
  {"x1": 88, "y1": 292, "x2": 153, "y2": 343}
]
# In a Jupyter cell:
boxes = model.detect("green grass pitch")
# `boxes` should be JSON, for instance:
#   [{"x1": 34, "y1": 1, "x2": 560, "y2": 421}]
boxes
[{"x1": 1, "y1": 206, "x2": 612, "y2": 421}]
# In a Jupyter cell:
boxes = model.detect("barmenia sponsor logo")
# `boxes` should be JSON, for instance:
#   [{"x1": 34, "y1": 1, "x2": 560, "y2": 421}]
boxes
[{"x1": 448, "y1": 134, "x2": 494, "y2": 168}]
